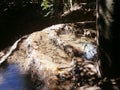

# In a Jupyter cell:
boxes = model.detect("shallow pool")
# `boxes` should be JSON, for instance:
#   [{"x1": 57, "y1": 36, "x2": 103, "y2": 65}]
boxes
[{"x1": 0, "y1": 63, "x2": 33, "y2": 90}]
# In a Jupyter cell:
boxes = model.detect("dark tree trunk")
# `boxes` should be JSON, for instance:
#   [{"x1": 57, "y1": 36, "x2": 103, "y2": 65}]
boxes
[{"x1": 97, "y1": 0, "x2": 120, "y2": 77}]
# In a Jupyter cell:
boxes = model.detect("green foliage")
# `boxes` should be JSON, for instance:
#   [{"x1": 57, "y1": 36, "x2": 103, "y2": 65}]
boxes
[
  {"x1": 41, "y1": 0, "x2": 52, "y2": 10},
  {"x1": 41, "y1": 0, "x2": 53, "y2": 17},
  {"x1": 40, "y1": 0, "x2": 80, "y2": 17}
]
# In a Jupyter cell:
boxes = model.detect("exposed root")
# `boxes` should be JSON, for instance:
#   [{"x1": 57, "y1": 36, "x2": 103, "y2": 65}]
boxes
[{"x1": 0, "y1": 35, "x2": 28, "y2": 65}]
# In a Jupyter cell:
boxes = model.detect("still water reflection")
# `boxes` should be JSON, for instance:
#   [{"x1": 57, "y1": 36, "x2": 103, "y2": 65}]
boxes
[{"x1": 0, "y1": 63, "x2": 33, "y2": 90}]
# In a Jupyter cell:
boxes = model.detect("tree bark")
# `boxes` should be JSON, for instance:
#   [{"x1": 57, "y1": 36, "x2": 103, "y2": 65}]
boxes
[{"x1": 97, "y1": 0, "x2": 120, "y2": 77}]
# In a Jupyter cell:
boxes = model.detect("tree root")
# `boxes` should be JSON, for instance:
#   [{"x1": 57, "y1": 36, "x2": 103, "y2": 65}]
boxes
[{"x1": 0, "y1": 35, "x2": 28, "y2": 65}]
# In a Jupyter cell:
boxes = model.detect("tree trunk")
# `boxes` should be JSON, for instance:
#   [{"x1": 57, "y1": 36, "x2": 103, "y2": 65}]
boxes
[{"x1": 97, "y1": 0, "x2": 120, "y2": 77}]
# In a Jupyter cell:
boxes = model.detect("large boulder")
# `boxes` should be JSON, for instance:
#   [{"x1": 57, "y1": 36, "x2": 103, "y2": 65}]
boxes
[{"x1": 5, "y1": 23, "x2": 100, "y2": 90}]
